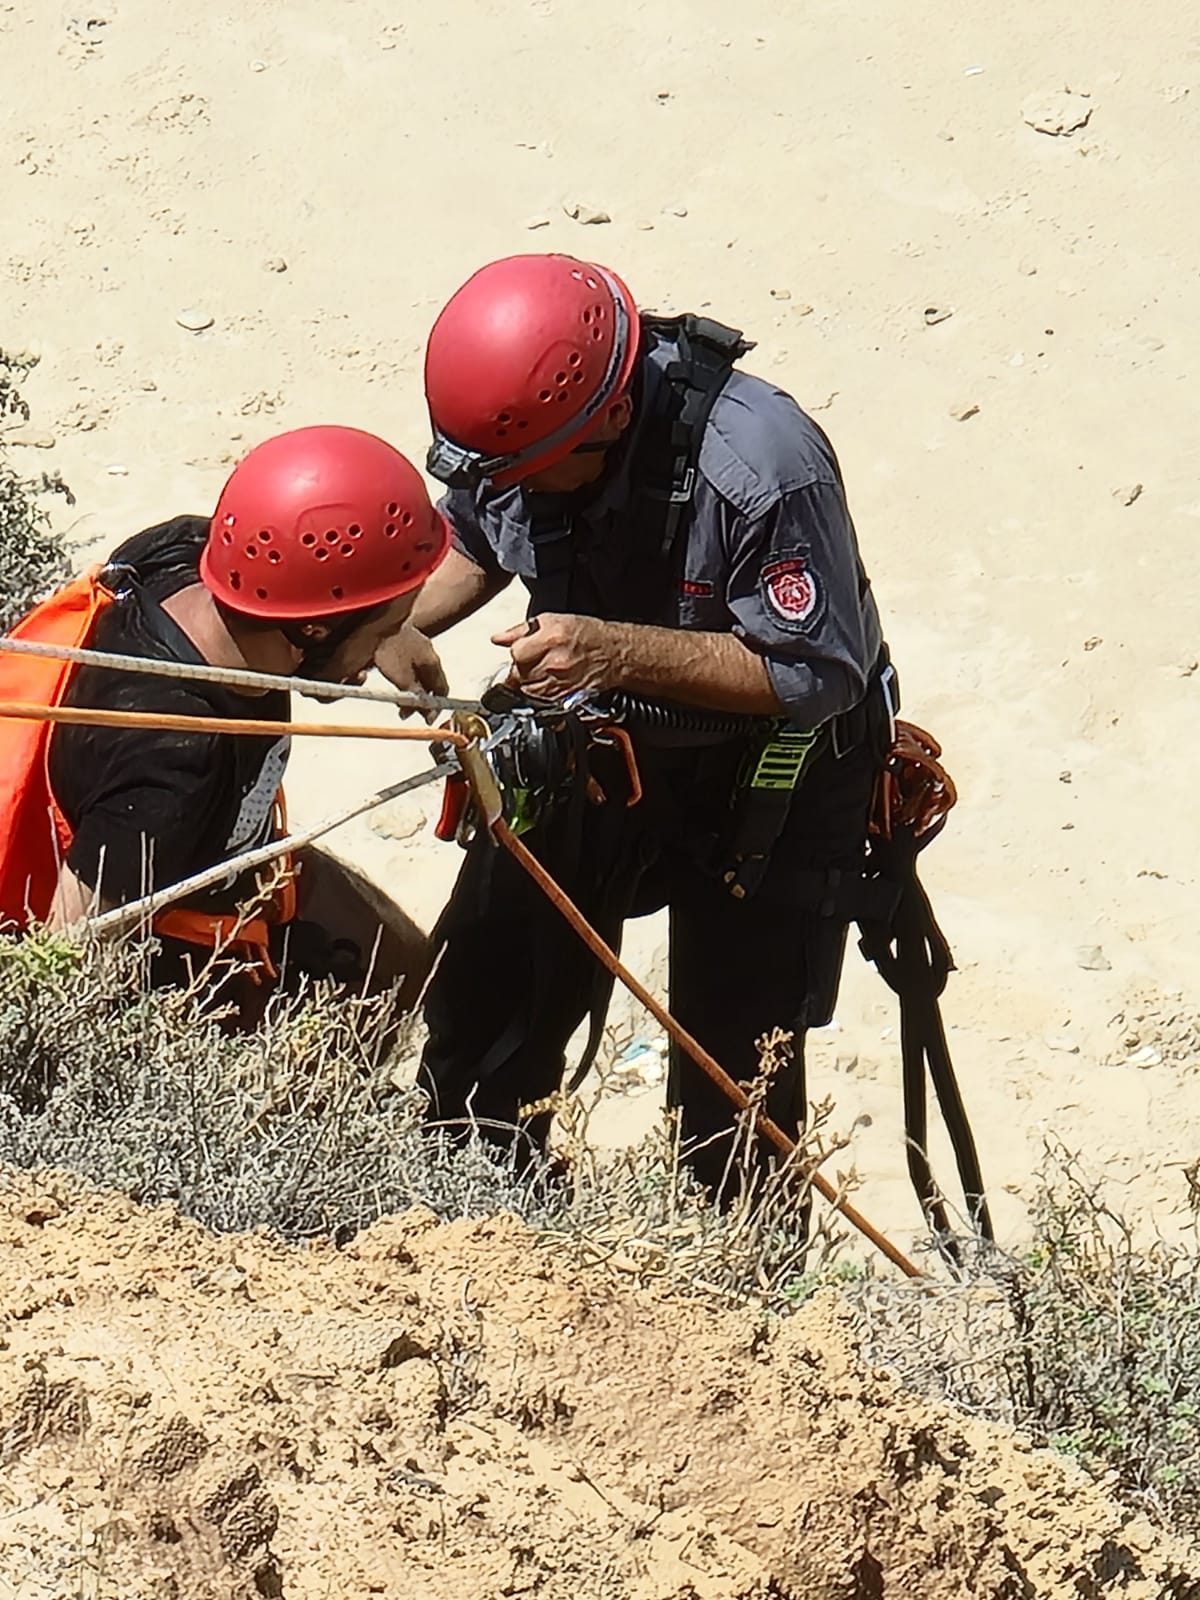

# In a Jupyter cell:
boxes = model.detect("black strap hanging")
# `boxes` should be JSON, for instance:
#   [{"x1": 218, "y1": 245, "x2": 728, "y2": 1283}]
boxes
[{"x1": 857, "y1": 830, "x2": 994, "y2": 1263}]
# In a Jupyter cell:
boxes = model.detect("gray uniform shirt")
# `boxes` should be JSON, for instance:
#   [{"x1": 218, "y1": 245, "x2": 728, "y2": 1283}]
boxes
[{"x1": 440, "y1": 346, "x2": 883, "y2": 730}]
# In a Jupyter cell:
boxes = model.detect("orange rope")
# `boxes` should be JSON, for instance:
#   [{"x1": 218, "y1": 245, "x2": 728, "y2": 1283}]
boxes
[
  {"x1": 0, "y1": 688, "x2": 922, "y2": 1277},
  {"x1": 0, "y1": 700, "x2": 467, "y2": 748},
  {"x1": 493, "y1": 819, "x2": 925, "y2": 1280}
]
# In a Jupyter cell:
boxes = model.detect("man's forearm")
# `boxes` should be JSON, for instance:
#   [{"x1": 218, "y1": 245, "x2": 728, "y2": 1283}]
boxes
[
  {"x1": 609, "y1": 624, "x2": 783, "y2": 715},
  {"x1": 410, "y1": 547, "x2": 512, "y2": 638}
]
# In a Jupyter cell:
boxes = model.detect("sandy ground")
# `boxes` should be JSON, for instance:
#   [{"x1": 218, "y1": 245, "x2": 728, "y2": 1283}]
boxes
[
  {"x1": 3, "y1": 0, "x2": 1200, "y2": 1252},
  {"x1": 2, "y1": 1169, "x2": 1196, "y2": 1599}
]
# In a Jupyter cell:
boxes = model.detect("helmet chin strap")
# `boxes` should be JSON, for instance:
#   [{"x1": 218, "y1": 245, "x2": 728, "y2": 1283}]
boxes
[
  {"x1": 218, "y1": 600, "x2": 388, "y2": 681},
  {"x1": 280, "y1": 603, "x2": 389, "y2": 677}
]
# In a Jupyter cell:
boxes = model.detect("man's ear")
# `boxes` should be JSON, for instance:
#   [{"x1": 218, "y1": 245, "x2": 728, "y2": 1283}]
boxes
[{"x1": 608, "y1": 393, "x2": 635, "y2": 432}]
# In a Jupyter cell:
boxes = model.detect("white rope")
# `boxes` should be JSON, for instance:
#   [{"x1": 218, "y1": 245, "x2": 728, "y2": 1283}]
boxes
[
  {"x1": 0, "y1": 635, "x2": 484, "y2": 715},
  {"x1": 88, "y1": 765, "x2": 446, "y2": 936}
]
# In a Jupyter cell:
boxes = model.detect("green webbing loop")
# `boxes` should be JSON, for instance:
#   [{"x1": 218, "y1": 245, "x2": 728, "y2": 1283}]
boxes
[{"x1": 747, "y1": 727, "x2": 822, "y2": 793}]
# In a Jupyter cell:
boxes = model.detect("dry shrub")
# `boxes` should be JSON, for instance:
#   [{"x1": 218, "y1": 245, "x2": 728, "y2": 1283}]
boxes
[
  {"x1": 0, "y1": 350, "x2": 72, "y2": 631},
  {"x1": 858, "y1": 1141, "x2": 1200, "y2": 1537},
  {"x1": 0, "y1": 930, "x2": 837, "y2": 1312}
]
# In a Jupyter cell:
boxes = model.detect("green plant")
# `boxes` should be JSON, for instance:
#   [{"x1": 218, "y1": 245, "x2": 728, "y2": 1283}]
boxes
[{"x1": 0, "y1": 350, "x2": 72, "y2": 631}]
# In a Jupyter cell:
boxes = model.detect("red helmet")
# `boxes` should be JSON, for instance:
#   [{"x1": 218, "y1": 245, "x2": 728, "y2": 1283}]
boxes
[
  {"x1": 424, "y1": 253, "x2": 641, "y2": 489},
  {"x1": 200, "y1": 425, "x2": 449, "y2": 620}
]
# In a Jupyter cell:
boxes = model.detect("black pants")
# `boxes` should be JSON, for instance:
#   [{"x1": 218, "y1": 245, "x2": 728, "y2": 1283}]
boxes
[{"x1": 419, "y1": 730, "x2": 880, "y2": 1195}]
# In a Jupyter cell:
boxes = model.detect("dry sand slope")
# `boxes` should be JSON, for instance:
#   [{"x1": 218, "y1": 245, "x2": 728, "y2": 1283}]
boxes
[
  {"x1": 2, "y1": 1171, "x2": 1198, "y2": 1600},
  {"x1": 2, "y1": 0, "x2": 1199, "y2": 1240}
]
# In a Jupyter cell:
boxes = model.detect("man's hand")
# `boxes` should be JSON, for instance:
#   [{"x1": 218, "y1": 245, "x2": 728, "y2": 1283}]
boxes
[
  {"x1": 374, "y1": 624, "x2": 449, "y2": 719},
  {"x1": 491, "y1": 613, "x2": 627, "y2": 701}
]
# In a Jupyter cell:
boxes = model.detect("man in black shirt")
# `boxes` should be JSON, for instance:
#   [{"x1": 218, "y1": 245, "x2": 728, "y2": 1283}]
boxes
[{"x1": 7, "y1": 424, "x2": 449, "y2": 996}]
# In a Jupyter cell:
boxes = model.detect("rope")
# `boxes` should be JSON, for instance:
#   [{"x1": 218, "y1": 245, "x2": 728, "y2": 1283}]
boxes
[
  {"x1": 0, "y1": 685, "x2": 923, "y2": 1278},
  {"x1": 0, "y1": 700, "x2": 468, "y2": 747},
  {"x1": 88, "y1": 765, "x2": 447, "y2": 935},
  {"x1": 0, "y1": 634, "x2": 484, "y2": 715},
  {"x1": 493, "y1": 818, "x2": 925, "y2": 1281}
]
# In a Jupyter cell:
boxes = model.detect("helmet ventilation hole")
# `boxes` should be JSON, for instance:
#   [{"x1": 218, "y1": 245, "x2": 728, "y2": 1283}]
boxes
[
  {"x1": 556, "y1": 391, "x2": 569, "y2": 403},
  {"x1": 244, "y1": 544, "x2": 258, "y2": 559},
  {"x1": 223, "y1": 513, "x2": 236, "y2": 529},
  {"x1": 301, "y1": 532, "x2": 317, "y2": 547},
  {"x1": 568, "y1": 351, "x2": 582, "y2": 367},
  {"x1": 221, "y1": 529, "x2": 234, "y2": 544},
  {"x1": 385, "y1": 522, "x2": 397, "y2": 537},
  {"x1": 255, "y1": 587, "x2": 268, "y2": 601},
  {"x1": 591, "y1": 327, "x2": 603, "y2": 340},
  {"x1": 348, "y1": 523, "x2": 362, "y2": 538},
  {"x1": 315, "y1": 547, "x2": 329, "y2": 562},
  {"x1": 538, "y1": 388, "x2": 552, "y2": 403},
  {"x1": 229, "y1": 571, "x2": 242, "y2": 590},
  {"x1": 386, "y1": 501, "x2": 400, "y2": 516},
  {"x1": 573, "y1": 370, "x2": 585, "y2": 383},
  {"x1": 324, "y1": 529, "x2": 339, "y2": 544},
  {"x1": 340, "y1": 543, "x2": 354, "y2": 556},
  {"x1": 401, "y1": 561, "x2": 412, "y2": 573},
  {"x1": 400, "y1": 509, "x2": 414, "y2": 527},
  {"x1": 267, "y1": 550, "x2": 282, "y2": 565},
  {"x1": 330, "y1": 585, "x2": 344, "y2": 601},
  {"x1": 257, "y1": 529, "x2": 272, "y2": 543}
]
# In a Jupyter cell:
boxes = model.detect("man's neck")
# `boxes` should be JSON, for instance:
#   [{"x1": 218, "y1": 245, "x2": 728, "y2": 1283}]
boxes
[{"x1": 161, "y1": 585, "x2": 294, "y2": 688}]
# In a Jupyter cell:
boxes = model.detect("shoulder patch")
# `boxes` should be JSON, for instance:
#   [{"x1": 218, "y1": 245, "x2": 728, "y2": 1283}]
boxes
[{"x1": 762, "y1": 555, "x2": 822, "y2": 629}]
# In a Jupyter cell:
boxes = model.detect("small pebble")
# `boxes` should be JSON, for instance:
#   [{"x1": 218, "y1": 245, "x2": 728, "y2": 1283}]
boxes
[
  {"x1": 7, "y1": 432, "x2": 56, "y2": 449},
  {"x1": 176, "y1": 307, "x2": 214, "y2": 333},
  {"x1": 523, "y1": 215, "x2": 551, "y2": 230},
  {"x1": 1075, "y1": 944, "x2": 1112, "y2": 973},
  {"x1": 664, "y1": 203, "x2": 689, "y2": 217},
  {"x1": 563, "y1": 201, "x2": 611, "y2": 225},
  {"x1": 949, "y1": 401, "x2": 980, "y2": 421},
  {"x1": 105, "y1": 464, "x2": 128, "y2": 476},
  {"x1": 1112, "y1": 483, "x2": 1143, "y2": 506},
  {"x1": 769, "y1": 287, "x2": 792, "y2": 301},
  {"x1": 139, "y1": 379, "x2": 157, "y2": 392},
  {"x1": 635, "y1": 220, "x2": 655, "y2": 231},
  {"x1": 1128, "y1": 1045, "x2": 1162, "y2": 1068},
  {"x1": 262, "y1": 256, "x2": 288, "y2": 273},
  {"x1": 370, "y1": 802, "x2": 425, "y2": 843},
  {"x1": 1046, "y1": 1034, "x2": 1081, "y2": 1055},
  {"x1": 923, "y1": 304, "x2": 953, "y2": 326}
]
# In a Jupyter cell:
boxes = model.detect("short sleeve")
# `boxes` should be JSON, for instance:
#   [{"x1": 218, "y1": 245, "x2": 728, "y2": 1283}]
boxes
[
  {"x1": 438, "y1": 488, "x2": 503, "y2": 578},
  {"x1": 63, "y1": 726, "x2": 230, "y2": 904},
  {"x1": 724, "y1": 482, "x2": 881, "y2": 727}
]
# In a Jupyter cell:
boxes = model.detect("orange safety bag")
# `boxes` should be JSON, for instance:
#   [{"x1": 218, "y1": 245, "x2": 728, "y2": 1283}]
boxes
[
  {"x1": 0, "y1": 571, "x2": 295, "y2": 970},
  {"x1": 0, "y1": 569, "x2": 113, "y2": 930}
]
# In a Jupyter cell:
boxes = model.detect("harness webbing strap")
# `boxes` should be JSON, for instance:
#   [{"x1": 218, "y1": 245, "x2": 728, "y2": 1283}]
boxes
[{"x1": 858, "y1": 832, "x2": 994, "y2": 1258}]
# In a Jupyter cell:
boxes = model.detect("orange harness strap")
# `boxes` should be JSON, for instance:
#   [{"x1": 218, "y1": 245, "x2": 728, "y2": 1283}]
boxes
[{"x1": 151, "y1": 794, "x2": 297, "y2": 981}]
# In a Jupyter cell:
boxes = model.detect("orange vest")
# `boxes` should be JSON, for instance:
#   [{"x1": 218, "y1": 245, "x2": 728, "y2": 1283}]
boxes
[{"x1": 0, "y1": 569, "x2": 295, "y2": 969}]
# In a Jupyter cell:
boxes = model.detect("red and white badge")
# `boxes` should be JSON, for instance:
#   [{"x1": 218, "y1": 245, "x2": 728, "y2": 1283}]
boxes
[{"x1": 762, "y1": 557, "x2": 820, "y2": 625}]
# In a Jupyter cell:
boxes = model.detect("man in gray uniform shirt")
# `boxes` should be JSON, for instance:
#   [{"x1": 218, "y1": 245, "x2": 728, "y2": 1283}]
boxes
[{"x1": 389, "y1": 252, "x2": 897, "y2": 1195}]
